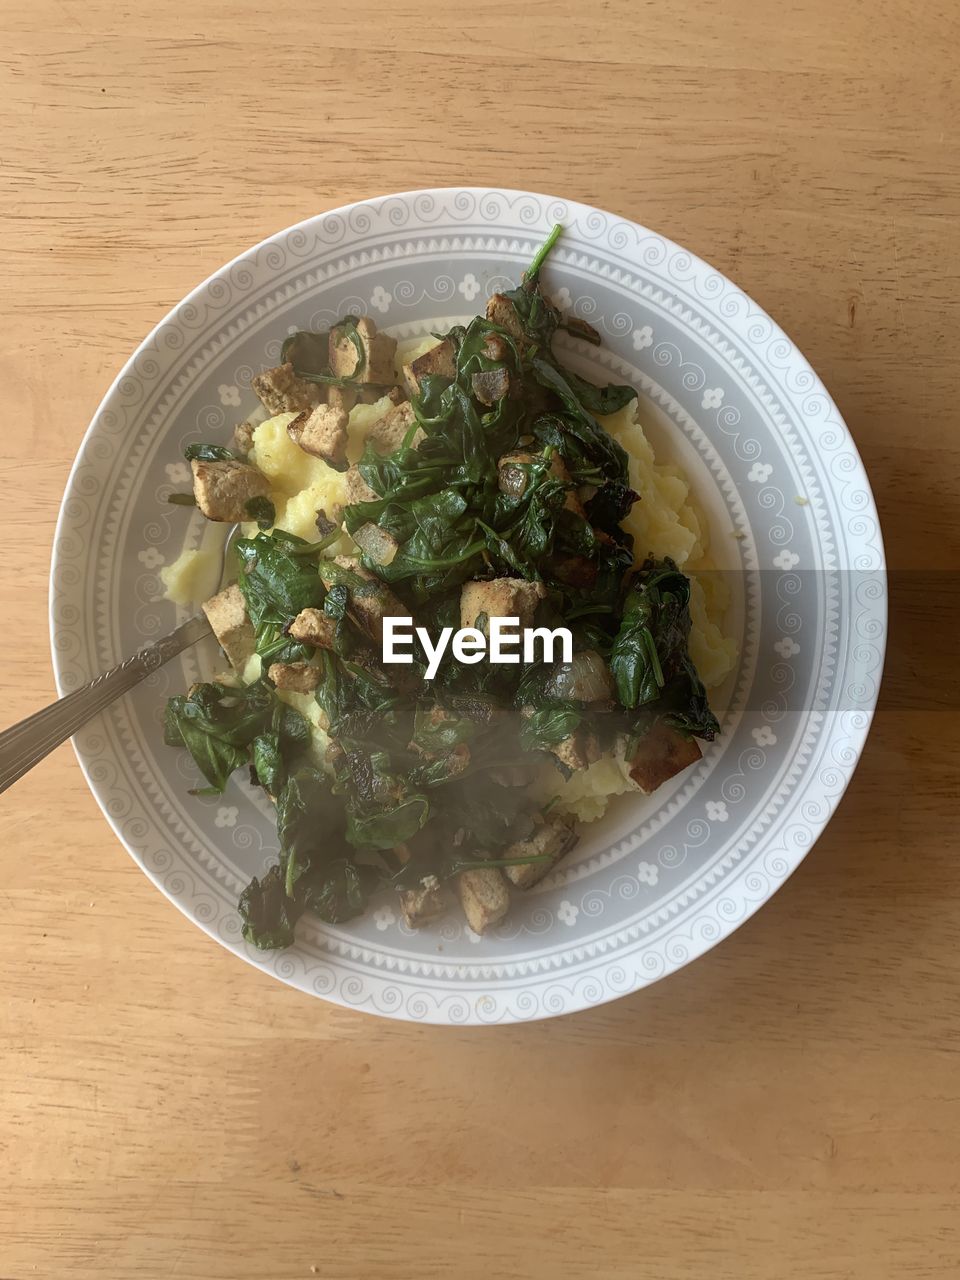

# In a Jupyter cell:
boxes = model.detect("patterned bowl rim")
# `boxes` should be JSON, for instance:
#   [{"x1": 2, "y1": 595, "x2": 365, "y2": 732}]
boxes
[{"x1": 48, "y1": 186, "x2": 887, "y2": 1021}]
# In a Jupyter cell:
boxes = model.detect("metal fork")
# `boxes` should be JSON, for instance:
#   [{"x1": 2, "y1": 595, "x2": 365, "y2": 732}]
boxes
[
  {"x1": 0, "y1": 613, "x2": 212, "y2": 796},
  {"x1": 0, "y1": 524, "x2": 239, "y2": 795}
]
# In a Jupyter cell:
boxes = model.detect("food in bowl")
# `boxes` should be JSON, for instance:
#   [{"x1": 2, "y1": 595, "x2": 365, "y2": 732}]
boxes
[{"x1": 161, "y1": 226, "x2": 736, "y2": 945}]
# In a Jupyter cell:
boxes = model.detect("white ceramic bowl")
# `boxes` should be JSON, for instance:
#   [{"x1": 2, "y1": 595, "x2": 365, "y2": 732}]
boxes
[{"x1": 50, "y1": 188, "x2": 886, "y2": 1023}]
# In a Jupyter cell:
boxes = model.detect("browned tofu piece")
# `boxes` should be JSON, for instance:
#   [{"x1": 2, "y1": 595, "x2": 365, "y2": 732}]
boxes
[
  {"x1": 458, "y1": 863, "x2": 510, "y2": 934},
  {"x1": 498, "y1": 450, "x2": 584, "y2": 516},
  {"x1": 486, "y1": 293, "x2": 525, "y2": 340},
  {"x1": 191, "y1": 458, "x2": 271, "y2": 522},
  {"x1": 472, "y1": 367, "x2": 511, "y2": 406},
  {"x1": 367, "y1": 401, "x2": 424, "y2": 454},
  {"x1": 394, "y1": 844, "x2": 447, "y2": 928},
  {"x1": 344, "y1": 466, "x2": 379, "y2": 505},
  {"x1": 482, "y1": 332, "x2": 512, "y2": 362},
  {"x1": 329, "y1": 316, "x2": 397, "y2": 385},
  {"x1": 201, "y1": 583, "x2": 255, "y2": 671},
  {"x1": 624, "y1": 722, "x2": 703, "y2": 795},
  {"x1": 503, "y1": 814, "x2": 579, "y2": 889},
  {"x1": 460, "y1": 578, "x2": 546, "y2": 631},
  {"x1": 287, "y1": 404, "x2": 349, "y2": 469},
  {"x1": 251, "y1": 363, "x2": 321, "y2": 416},
  {"x1": 403, "y1": 339, "x2": 457, "y2": 396},
  {"x1": 331, "y1": 555, "x2": 406, "y2": 646},
  {"x1": 231, "y1": 419, "x2": 256, "y2": 457},
  {"x1": 267, "y1": 661, "x2": 320, "y2": 693},
  {"x1": 287, "y1": 607, "x2": 337, "y2": 650},
  {"x1": 399, "y1": 874, "x2": 446, "y2": 928}
]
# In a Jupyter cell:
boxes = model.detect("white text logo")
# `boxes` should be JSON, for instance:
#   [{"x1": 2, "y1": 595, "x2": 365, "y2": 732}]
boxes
[{"x1": 382, "y1": 616, "x2": 573, "y2": 680}]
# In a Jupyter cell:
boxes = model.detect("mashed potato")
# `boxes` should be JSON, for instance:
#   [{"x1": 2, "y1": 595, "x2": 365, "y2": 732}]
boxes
[
  {"x1": 598, "y1": 400, "x2": 738, "y2": 694},
  {"x1": 160, "y1": 522, "x2": 229, "y2": 606},
  {"x1": 161, "y1": 548, "x2": 211, "y2": 606},
  {"x1": 164, "y1": 339, "x2": 738, "y2": 823}
]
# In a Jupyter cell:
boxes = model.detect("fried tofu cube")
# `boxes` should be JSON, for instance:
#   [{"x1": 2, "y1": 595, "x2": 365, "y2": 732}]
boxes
[
  {"x1": 191, "y1": 458, "x2": 271, "y2": 522},
  {"x1": 231, "y1": 418, "x2": 257, "y2": 457},
  {"x1": 367, "y1": 401, "x2": 424, "y2": 454},
  {"x1": 201, "y1": 583, "x2": 256, "y2": 671},
  {"x1": 267, "y1": 661, "x2": 320, "y2": 693},
  {"x1": 331, "y1": 555, "x2": 406, "y2": 646},
  {"x1": 482, "y1": 332, "x2": 512, "y2": 363},
  {"x1": 344, "y1": 465, "x2": 379, "y2": 505},
  {"x1": 623, "y1": 722, "x2": 703, "y2": 795},
  {"x1": 503, "y1": 814, "x2": 579, "y2": 889},
  {"x1": 329, "y1": 316, "x2": 397, "y2": 385},
  {"x1": 472, "y1": 367, "x2": 511, "y2": 405},
  {"x1": 287, "y1": 607, "x2": 337, "y2": 650},
  {"x1": 287, "y1": 404, "x2": 349, "y2": 470},
  {"x1": 394, "y1": 844, "x2": 447, "y2": 928},
  {"x1": 458, "y1": 863, "x2": 510, "y2": 934},
  {"x1": 486, "y1": 293, "x2": 525, "y2": 340},
  {"x1": 403, "y1": 339, "x2": 457, "y2": 396},
  {"x1": 251, "y1": 362, "x2": 322, "y2": 416},
  {"x1": 399, "y1": 874, "x2": 447, "y2": 928},
  {"x1": 460, "y1": 578, "x2": 546, "y2": 632}
]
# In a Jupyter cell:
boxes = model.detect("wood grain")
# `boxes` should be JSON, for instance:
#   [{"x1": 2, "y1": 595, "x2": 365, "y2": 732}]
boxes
[{"x1": 2, "y1": 1, "x2": 959, "y2": 1276}]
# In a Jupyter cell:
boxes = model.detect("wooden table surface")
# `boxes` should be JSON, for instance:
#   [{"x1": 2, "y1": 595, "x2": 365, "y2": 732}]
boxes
[{"x1": 3, "y1": 2, "x2": 959, "y2": 1277}]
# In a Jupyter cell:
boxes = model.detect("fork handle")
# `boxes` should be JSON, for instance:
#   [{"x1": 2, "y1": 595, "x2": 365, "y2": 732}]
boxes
[{"x1": 0, "y1": 613, "x2": 211, "y2": 796}]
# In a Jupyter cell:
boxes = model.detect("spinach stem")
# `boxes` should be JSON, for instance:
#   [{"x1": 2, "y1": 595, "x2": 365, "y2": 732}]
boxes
[{"x1": 523, "y1": 223, "x2": 563, "y2": 285}]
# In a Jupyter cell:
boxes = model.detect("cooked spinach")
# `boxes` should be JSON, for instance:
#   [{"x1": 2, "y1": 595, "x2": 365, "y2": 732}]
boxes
[
  {"x1": 584, "y1": 482, "x2": 639, "y2": 535},
  {"x1": 346, "y1": 796, "x2": 430, "y2": 851},
  {"x1": 239, "y1": 864, "x2": 303, "y2": 949},
  {"x1": 281, "y1": 317, "x2": 390, "y2": 389},
  {"x1": 164, "y1": 678, "x2": 308, "y2": 795},
  {"x1": 244, "y1": 496, "x2": 276, "y2": 531},
  {"x1": 611, "y1": 557, "x2": 719, "y2": 740},
  {"x1": 183, "y1": 442, "x2": 243, "y2": 462},
  {"x1": 280, "y1": 329, "x2": 329, "y2": 375},
  {"x1": 529, "y1": 359, "x2": 630, "y2": 484},
  {"x1": 302, "y1": 860, "x2": 381, "y2": 924},
  {"x1": 560, "y1": 368, "x2": 637, "y2": 417},
  {"x1": 167, "y1": 223, "x2": 721, "y2": 950},
  {"x1": 518, "y1": 703, "x2": 583, "y2": 752},
  {"x1": 233, "y1": 529, "x2": 327, "y2": 662}
]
